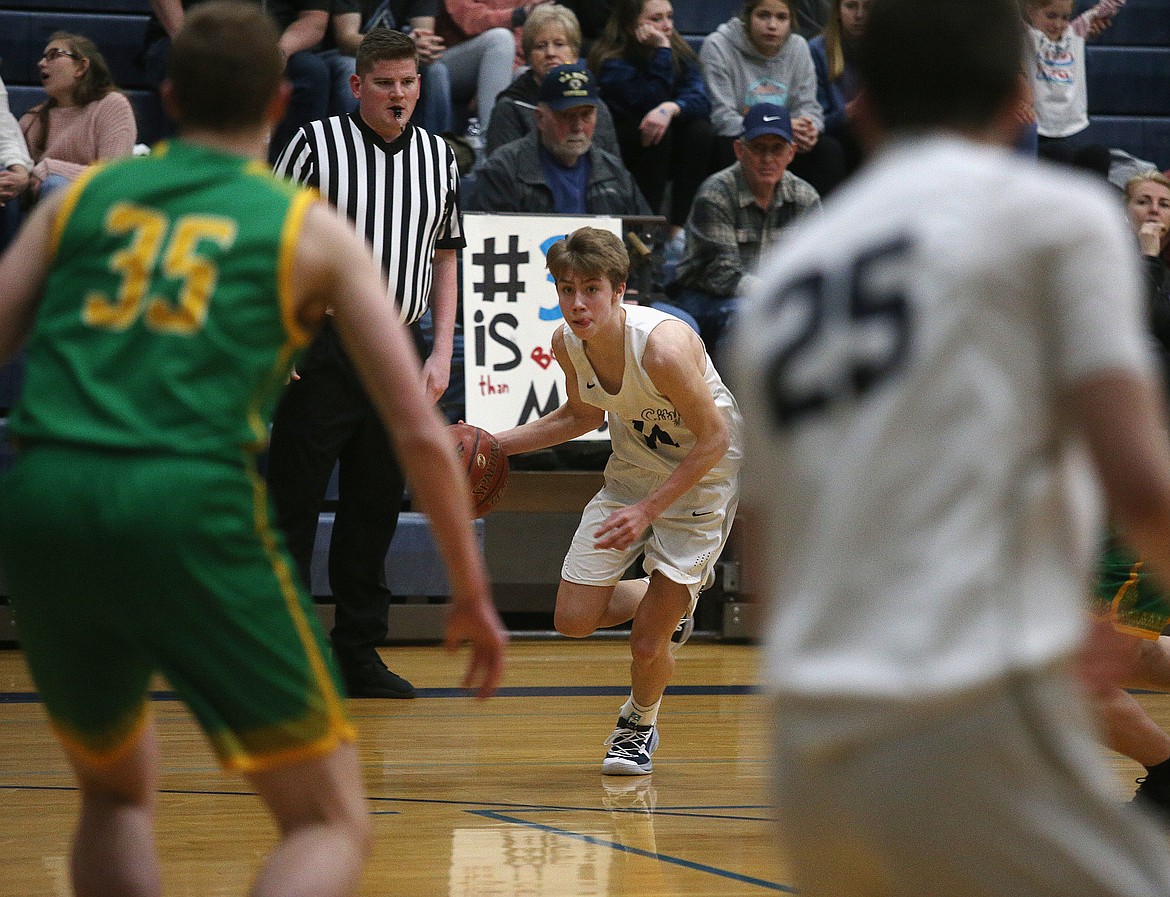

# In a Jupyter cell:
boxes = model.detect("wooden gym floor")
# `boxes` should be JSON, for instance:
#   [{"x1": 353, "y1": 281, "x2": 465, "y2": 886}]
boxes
[{"x1": 1, "y1": 638, "x2": 1167, "y2": 896}]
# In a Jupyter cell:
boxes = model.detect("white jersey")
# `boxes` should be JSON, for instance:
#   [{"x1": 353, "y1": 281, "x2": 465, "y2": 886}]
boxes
[
  {"x1": 560, "y1": 304, "x2": 743, "y2": 486},
  {"x1": 730, "y1": 135, "x2": 1153, "y2": 702}
]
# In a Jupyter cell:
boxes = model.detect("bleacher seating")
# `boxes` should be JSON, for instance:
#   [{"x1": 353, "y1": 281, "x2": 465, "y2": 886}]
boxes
[
  {"x1": 1, "y1": 0, "x2": 1167, "y2": 165},
  {"x1": 311, "y1": 511, "x2": 484, "y2": 600},
  {"x1": 1076, "y1": 0, "x2": 1170, "y2": 167},
  {"x1": 1087, "y1": 0, "x2": 1170, "y2": 46},
  {"x1": 0, "y1": 9, "x2": 153, "y2": 89},
  {"x1": 1, "y1": 0, "x2": 166, "y2": 142}
]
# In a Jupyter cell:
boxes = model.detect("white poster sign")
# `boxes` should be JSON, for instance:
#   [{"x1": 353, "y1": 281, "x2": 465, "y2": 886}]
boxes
[{"x1": 461, "y1": 213, "x2": 621, "y2": 440}]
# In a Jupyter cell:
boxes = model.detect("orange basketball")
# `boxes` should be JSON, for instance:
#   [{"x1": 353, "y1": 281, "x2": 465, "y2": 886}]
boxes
[{"x1": 449, "y1": 423, "x2": 509, "y2": 518}]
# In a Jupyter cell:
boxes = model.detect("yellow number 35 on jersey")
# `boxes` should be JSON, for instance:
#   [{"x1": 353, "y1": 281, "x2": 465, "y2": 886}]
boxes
[{"x1": 83, "y1": 202, "x2": 238, "y2": 335}]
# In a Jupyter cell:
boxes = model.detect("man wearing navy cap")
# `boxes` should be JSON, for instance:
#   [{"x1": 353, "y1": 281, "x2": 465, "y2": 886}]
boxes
[
  {"x1": 669, "y1": 103, "x2": 821, "y2": 357},
  {"x1": 474, "y1": 64, "x2": 651, "y2": 216}
]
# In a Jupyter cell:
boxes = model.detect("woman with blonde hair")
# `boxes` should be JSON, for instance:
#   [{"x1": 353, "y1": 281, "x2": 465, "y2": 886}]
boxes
[
  {"x1": 1128, "y1": 171, "x2": 1170, "y2": 340},
  {"x1": 808, "y1": 0, "x2": 867, "y2": 174},
  {"x1": 19, "y1": 32, "x2": 136, "y2": 200},
  {"x1": 486, "y1": 4, "x2": 619, "y2": 155}
]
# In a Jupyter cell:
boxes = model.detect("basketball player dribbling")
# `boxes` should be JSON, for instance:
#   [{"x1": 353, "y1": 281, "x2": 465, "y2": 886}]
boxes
[{"x1": 494, "y1": 226, "x2": 743, "y2": 775}]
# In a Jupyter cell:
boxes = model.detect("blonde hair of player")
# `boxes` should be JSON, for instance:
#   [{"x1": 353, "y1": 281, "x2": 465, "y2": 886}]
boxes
[{"x1": 546, "y1": 227, "x2": 630, "y2": 289}]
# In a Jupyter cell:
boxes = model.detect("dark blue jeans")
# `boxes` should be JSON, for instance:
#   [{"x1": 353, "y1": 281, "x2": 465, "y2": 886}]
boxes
[{"x1": 669, "y1": 287, "x2": 738, "y2": 363}]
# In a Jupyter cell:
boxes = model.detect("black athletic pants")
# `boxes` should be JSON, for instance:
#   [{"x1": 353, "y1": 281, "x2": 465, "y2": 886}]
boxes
[{"x1": 265, "y1": 319, "x2": 427, "y2": 669}]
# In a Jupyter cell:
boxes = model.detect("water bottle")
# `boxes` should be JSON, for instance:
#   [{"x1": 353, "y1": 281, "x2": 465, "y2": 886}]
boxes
[{"x1": 465, "y1": 116, "x2": 486, "y2": 169}]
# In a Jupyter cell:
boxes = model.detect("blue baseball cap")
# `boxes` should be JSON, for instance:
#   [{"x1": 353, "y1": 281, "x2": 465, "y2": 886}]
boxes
[
  {"x1": 539, "y1": 64, "x2": 600, "y2": 111},
  {"x1": 740, "y1": 103, "x2": 793, "y2": 143}
]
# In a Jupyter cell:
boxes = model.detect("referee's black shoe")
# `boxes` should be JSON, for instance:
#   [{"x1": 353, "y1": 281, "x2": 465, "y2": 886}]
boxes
[{"x1": 340, "y1": 658, "x2": 416, "y2": 699}]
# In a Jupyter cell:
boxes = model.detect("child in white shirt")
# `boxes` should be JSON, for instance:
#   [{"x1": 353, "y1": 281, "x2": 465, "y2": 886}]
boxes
[{"x1": 1024, "y1": 0, "x2": 1124, "y2": 175}]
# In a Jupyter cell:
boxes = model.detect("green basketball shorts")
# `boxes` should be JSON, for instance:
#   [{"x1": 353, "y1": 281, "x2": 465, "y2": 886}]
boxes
[
  {"x1": 0, "y1": 445, "x2": 354, "y2": 772},
  {"x1": 1095, "y1": 533, "x2": 1170, "y2": 641}
]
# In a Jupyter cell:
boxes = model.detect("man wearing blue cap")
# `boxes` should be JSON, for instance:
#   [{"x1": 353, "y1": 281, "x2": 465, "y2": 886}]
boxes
[
  {"x1": 474, "y1": 63, "x2": 651, "y2": 216},
  {"x1": 669, "y1": 103, "x2": 821, "y2": 357}
]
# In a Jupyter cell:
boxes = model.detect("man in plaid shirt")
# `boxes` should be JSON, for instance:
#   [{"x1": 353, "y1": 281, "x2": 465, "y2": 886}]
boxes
[{"x1": 669, "y1": 103, "x2": 820, "y2": 358}]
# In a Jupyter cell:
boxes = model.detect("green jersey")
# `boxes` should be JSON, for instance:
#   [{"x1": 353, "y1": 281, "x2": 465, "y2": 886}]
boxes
[{"x1": 10, "y1": 139, "x2": 316, "y2": 463}]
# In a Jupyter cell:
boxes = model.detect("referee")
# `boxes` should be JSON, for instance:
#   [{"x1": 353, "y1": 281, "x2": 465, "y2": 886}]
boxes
[{"x1": 268, "y1": 27, "x2": 464, "y2": 698}]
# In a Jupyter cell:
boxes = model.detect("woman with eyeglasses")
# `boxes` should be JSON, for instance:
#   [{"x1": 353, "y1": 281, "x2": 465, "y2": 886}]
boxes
[{"x1": 18, "y1": 33, "x2": 136, "y2": 201}]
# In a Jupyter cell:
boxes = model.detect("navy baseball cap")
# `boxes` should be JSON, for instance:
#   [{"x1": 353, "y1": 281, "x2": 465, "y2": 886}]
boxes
[
  {"x1": 539, "y1": 64, "x2": 600, "y2": 111},
  {"x1": 740, "y1": 103, "x2": 793, "y2": 143}
]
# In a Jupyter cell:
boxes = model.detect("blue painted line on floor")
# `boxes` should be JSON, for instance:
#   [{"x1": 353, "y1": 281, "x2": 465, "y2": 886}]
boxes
[
  {"x1": 0, "y1": 784, "x2": 765, "y2": 822},
  {"x1": 363, "y1": 793, "x2": 772, "y2": 821},
  {"x1": 0, "y1": 684, "x2": 757, "y2": 704},
  {"x1": 469, "y1": 809, "x2": 797, "y2": 892}
]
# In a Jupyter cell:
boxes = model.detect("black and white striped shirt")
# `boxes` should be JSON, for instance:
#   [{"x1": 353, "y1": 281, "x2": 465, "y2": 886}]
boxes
[{"x1": 274, "y1": 114, "x2": 465, "y2": 326}]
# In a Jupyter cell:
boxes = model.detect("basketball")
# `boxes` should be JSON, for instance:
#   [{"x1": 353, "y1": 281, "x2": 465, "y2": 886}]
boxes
[{"x1": 449, "y1": 423, "x2": 509, "y2": 518}]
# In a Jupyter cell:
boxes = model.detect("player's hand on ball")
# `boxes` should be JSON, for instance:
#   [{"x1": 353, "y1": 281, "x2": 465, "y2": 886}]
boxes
[{"x1": 449, "y1": 423, "x2": 509, "y2": 517}]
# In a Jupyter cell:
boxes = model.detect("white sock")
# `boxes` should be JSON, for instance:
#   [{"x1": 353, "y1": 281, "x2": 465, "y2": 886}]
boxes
[{"x1": 620, "y1": 695, "x2": 660, "y2": 728}]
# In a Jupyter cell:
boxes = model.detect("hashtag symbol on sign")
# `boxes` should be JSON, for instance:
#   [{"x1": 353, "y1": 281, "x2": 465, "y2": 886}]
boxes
[{"x1": 472, "y1": 235, "x2": 529, "y2": 303}]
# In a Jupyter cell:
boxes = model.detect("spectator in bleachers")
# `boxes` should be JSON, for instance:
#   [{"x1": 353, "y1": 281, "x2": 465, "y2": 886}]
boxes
[
  {"x1": 1163, "y1": 168, "x2": 1170, "y2": 271},
  {"x1": 19, "y1": 34, "x2": 136, "y2": 202},
  {"x1": 1128, "y1": 171, "x2": 1170, "y2": 325},
  {"x1": 702, "y1": 0, "x2": 845, "y2": 197},
  {"x1": 589, "y1": 0, "x2": 713, "y2": 238},
  {"x1": 808, "y1": 0, "x2": 867, "y2": 177},
  {"x1": 0, "y1": 75, "x2": 32, "y2": 254},
  {"x1": 321, "y1": 0, "x2": 453, "y2": 133},
  {"x1": 666, "y1": 103, "x2": 818, "y2": 356},
  {"x1": 474, "y1": 63, "x2": 649, "y2": 214},
  {"x1": 486, "y1": 5, "x2": 620, "y2": 156},
  {"x1": 435, "y1": 0, "x2": 548, "y2": 130},
  {"x1": 144, "y1": 0, "x2": 330, "y2": 161},
  {"x1": 1023, "y1": 0, "x2": 1125, "y2": 176}
]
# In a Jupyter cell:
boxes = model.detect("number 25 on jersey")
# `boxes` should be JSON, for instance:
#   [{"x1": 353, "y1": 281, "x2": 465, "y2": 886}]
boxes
[{"x1": 764, "y1": 235, "x2": 914, "y2": 429}]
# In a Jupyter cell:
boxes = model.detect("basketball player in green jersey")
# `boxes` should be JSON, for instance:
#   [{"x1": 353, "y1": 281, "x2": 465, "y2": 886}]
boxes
[{"x1": 0, "y1": 5, "x2": 506, "y2": 897}]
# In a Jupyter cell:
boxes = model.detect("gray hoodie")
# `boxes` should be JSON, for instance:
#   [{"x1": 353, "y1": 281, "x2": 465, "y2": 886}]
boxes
[{"x1": 699, "y1": 17, "x2": 823, "y2": 138}]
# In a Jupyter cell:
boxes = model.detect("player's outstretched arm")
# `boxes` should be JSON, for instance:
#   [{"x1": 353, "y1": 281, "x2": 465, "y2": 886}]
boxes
[
  {"x1": 594, "y1": 321, "x2": 730, "y2": 551},
  {"x1": 293, "y1": 202, "x2": 507, "y2": 697},
  {"x1": 494, "y1": 327, "x2": 605, "y2": 455},
  {"x1": 0, "y1": 190, "x2": 66, "y2": 363}
]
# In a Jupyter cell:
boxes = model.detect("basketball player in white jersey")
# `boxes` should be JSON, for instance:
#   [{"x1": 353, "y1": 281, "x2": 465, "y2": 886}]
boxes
[
  {"x1": 729, "y1": 0, "x2": 1170, "y2": 892},
  {"x1": 495, "y1": 227, "x2": 742, "y2": 775}
]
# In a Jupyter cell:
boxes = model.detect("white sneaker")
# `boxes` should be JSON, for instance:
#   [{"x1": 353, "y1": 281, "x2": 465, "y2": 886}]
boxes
[{"x1": 602, "y1": 717, "x2": 659, "y2": 775}]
